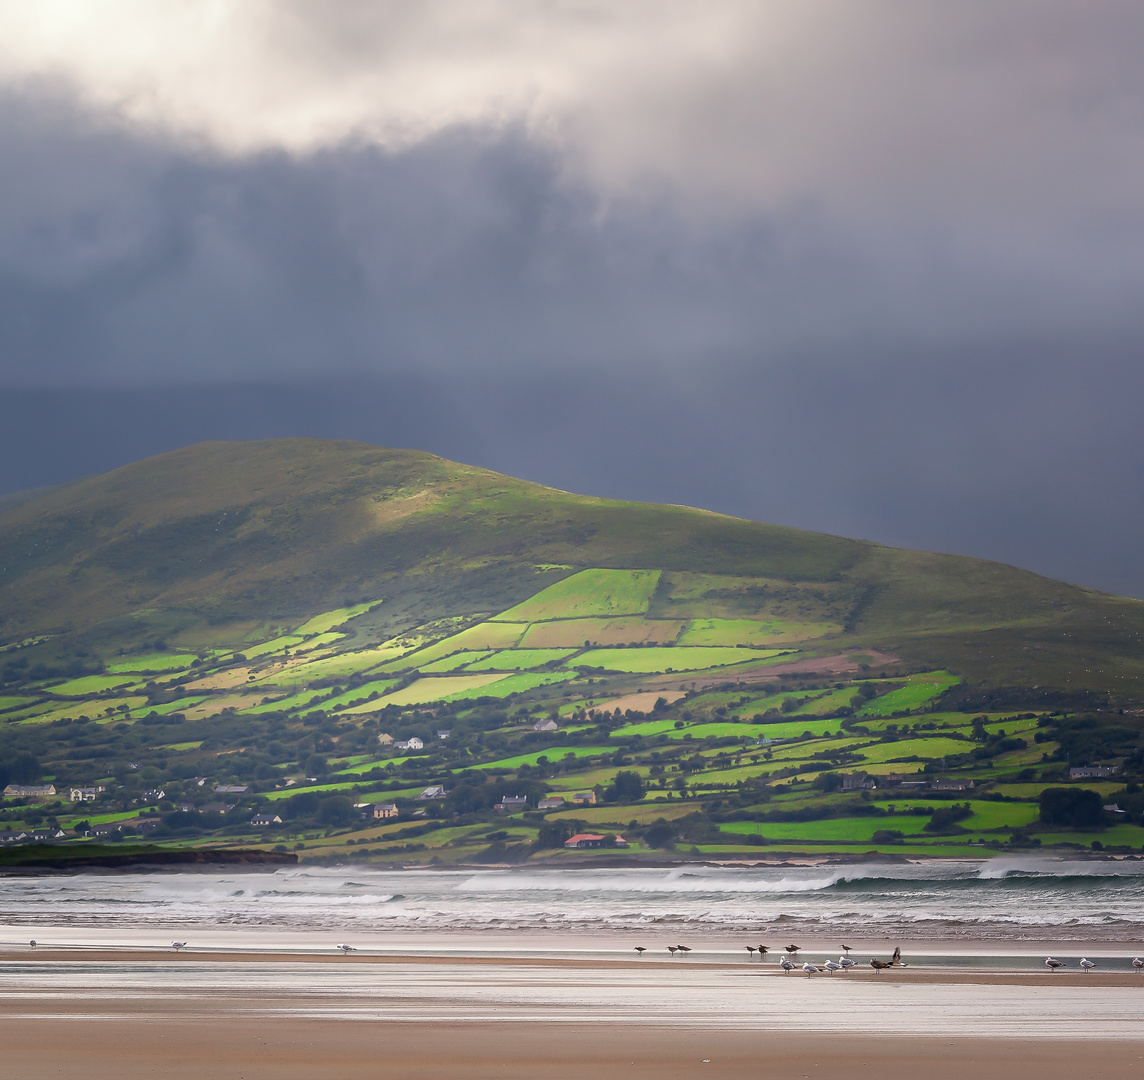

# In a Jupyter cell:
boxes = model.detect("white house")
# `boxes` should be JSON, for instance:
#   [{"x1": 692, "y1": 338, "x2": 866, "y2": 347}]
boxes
[
  {"x1": 69, "y1": 787, "x2": 105, "y2": 802},
  {"x1": 532, "y1": 718, "x2": 558, "y2": 733},
  {"x1": 417, "y1": 785, "x2": 447, "y2": 800},
  {"x1": 250, "y1": 812, "x2": 282, "y2": 827},
  {"x1": 394, "y1": 736, "x2": 425, "y2": 751}
]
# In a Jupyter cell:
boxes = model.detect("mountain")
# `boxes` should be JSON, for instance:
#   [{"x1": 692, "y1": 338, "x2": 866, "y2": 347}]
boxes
[
  {"x1": 1, "y1": 438, "x2": 1142, "y2": 864},
  {"x1": 1, "y1": 438, "x2": 1141, "y2": 697}
]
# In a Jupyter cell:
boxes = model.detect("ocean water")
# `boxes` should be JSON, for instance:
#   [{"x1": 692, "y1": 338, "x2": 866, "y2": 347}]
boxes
[{"x1": 1, "y1": 858, "x2": 1143, "y2": 944}]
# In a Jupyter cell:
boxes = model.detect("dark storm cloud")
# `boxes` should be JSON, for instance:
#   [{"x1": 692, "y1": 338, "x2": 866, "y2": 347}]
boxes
[{"x1": 0, "y1": 2, "x2": 1142, "y2": 597}]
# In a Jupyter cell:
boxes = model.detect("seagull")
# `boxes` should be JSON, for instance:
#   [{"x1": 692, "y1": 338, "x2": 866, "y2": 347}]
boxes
[
  {"x1": 785, "y1": 944, "x2": 801, "y2": 955},
  {"x1": 634, "y1": 947, "x2": 647, "y2": 955},
  {"x1": 171, "y1": 941, "x2": 187, "y2": 952},
  {"x1": 780, "y1": 956, "x2": 795, "y2": 973},
  {"x1": 823, "y1": 959, "x2": 843, "y2": 974},
  {"x1": 890, "y1": 946, "x2": 906, "y2": 967},
  {"x1": 28, "y1": 940, "x2": 35, "y2": 949},
  {"x1": 1133, "y1": 957, "x2": 1144, "y2": 972},
  {"x1": 870, "y1": 957, "x2": 893, "y2": 973},
  {"x1": 1044, "y1": 956, "x2": 1065, "y2": 972},
  {"x1": 1080, "y1": 957, "x2": 1095, "y2": 972},
  {"x1": 801, "y1": 962, "x2": 821, "y2": 976},
  {"x1": 839, "y1": 955, "x2": 858, "y2": 969},
  {"x1": 336, "y1": 944, "x2": 356, "y2": 954}
]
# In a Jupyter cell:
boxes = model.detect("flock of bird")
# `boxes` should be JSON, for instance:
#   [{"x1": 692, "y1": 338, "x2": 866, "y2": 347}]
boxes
[
  {"x1": 635, "y1": 941, "x2": 905, "y2": 974},
  {"x1": 20, "y1": 939, "x2": 1144, "y2": 973},
  {"x1": 1044, "y1": 955, "x2": 1144, "y2": 972}
]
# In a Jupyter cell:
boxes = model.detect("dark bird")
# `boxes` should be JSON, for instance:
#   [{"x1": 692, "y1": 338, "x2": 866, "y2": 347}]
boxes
[
  {"x1": 667, "y1": 946, "x2": 679, "y2": 956},
  {"x1": 757, "y1": 946, "x2": 769, "y2": 958},
  {"x1": 677, "y1": 945, "x2": 692, "y2": 954},
  {"x1": 841, "y1": 945, "x2": 852, "y2": 953},
  {"x1": 1045, "y1": 956, "x2": 1065, "y2": 972},
  {"x1": 870, "y1": 957, "x2": 893, "y2": 973},
  {"x1": 784, "y1": 945, "x2": 801, "y2": 955},
  {"x1": 634, "y1": 947, "x2": 647, "y2": 955},
  {"x1": 890, "y1": 946, "x2": 906, "y2": 967},
  {"x1": 745, "y1": 946, "x2": 757, "y2": 956},
  {"x1": 28, "y1": 940, "x2": 35, "y2": 949}
]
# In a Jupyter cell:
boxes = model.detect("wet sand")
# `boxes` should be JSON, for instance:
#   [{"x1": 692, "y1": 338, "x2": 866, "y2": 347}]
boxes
[
  {"x1": 0, "y1": 1016, "x2": 1140, "y2": 1080},
  {"x1": 1, "y1": 946, "x2": 1142, "y2": 1078}
]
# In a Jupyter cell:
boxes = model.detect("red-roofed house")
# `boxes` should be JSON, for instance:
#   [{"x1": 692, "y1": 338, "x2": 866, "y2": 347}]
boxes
[{"x1": 564, "y1": 833, "x2": 606, "y2": 849}]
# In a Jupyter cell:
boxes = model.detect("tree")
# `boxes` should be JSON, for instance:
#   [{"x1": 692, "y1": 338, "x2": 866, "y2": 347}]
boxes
[
  {"x1": 318, "y1": 795, "x2": 356, "y2": 827},
  {"x1": 73, "y1": 820, "x2": 90, "y2": 835},
  {"x1": 606, "y1": 770, "x2": 645, "y2": 803},
  {"x1": 1039, "y1": 787, "x2": 1103, "y2": 828},
  {"x1": 644, "y1": 819, "x2": 676, "y2": 849}
]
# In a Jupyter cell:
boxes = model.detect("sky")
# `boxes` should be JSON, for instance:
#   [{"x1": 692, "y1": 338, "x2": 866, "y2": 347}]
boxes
[{"x1": 0, "y1": 1, "x2": 1143, "y2": 596}]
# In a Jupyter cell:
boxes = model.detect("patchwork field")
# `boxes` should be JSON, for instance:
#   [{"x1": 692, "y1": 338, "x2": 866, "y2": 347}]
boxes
[{"x1": 1, "y1": 439, "x2": 1142, "y2": 864}]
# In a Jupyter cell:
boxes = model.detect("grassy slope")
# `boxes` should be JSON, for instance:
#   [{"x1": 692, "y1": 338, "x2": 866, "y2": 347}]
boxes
[{"x1": 2, "y1": 438, "x2": 1143, "y2": 696}]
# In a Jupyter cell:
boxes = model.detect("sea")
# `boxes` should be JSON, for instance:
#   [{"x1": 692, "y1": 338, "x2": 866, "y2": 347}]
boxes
[{"x1": 2, "y1": 858, "x2": 1143, "y2": 946}]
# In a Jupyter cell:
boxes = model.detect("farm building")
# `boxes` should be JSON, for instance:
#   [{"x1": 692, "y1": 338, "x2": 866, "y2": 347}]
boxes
[
  {"x1": 571, "y1": 791, "x2": 597, "y2": 805},
  {"x1": 532, "y1": 718, "x2": 558, "y2": 733}
]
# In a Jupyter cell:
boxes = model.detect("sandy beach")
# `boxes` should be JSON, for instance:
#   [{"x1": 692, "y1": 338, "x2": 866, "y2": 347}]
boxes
[{"x1": 1, "y1": 944, "x2": 1142, "y2": 1077}]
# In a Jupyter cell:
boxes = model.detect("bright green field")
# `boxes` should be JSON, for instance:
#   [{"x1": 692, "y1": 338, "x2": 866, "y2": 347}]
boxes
[
  {"x1": 245, "y1": 688, "x2": 330, "y2": 714},
  {"x1": 442, "y1": 670, "x2": 576, "y2": 701},
  {"x1": 241, "y1": 635, "x2": 305, "y2": 659},
  {"x1": 465, "y1": 649, "x2": 578, "y2": 671},
  {"x1": 476, "y1": 745, "x2": 603, "y2": 770},
  {"x1": 720, "y1": 815, "x2": 933, "y2": 841},
  {"x1": 105, "y1": 653, "x2": 199, "y2": 674},
  {"x1": 383, "y1": 623, "x2": 526, "y2": 670},
  {"x1": 50, "y1": 674, "x2": 141, "y2": 695},
  {"x1": 852, "y1": 737, "x2": 969, "y2": 765},
  {"x1": 258, "y1": 646, "x2": 410, "y2": 683},
  {"x1": 572, "y1": 646, "x2": 783, "y2": 673},
  {"x1": 0, "y1": 696, "x2": 34, "y2": 710},
  {"x1": 491, "y1": 569, "x2": 661, "y2": 622},
  {"x1": 379, "y1": 673, "x2": 507, "y2": 705},
  {"x1": 317, "y1": 680, "x2": 400, "y2": 710},
  {"x1": 858, "y1": 672, "x2": 961, "y2": 716},
  {"x1": 418, "y1": 651, "x2": 494, "y2": 673},
  {"x1": 293, "y1": 600, "x2": 381, "y2": 636}
]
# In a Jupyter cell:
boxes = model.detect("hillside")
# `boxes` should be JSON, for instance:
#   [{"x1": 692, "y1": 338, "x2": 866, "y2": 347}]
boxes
[{"x1": 0, "y1": 438, "x2": 1141, "y2": 863}]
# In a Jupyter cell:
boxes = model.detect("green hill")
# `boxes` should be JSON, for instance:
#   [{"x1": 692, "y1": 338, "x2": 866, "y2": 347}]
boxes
[{"x1": 0, "y1": 438, "x2": 1141, "y2": 863}]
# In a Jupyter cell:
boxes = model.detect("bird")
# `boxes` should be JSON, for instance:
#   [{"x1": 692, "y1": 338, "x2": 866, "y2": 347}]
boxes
[
  {"x1": 745, "y1": 946, "x2": 757, "y2": 957},
  {"x1": 1045, "y1": 956, "x2": 1065, "y2": 972},
  {"x1": 677, "y1": 945, "x2": 692, "y2": 954},
  {"x1": 823, "y1": 959, "x2": 843, "y2": 974},
  {"x1": 634, "y1": 946, "x2": 647, "y2": 955},
  {"x1": 1133, "y1": 957, "x2": 1144, "y2": 972},
  {"x1": 757, "y1": 946, "x2": 769, "y2": 958},
  {"x1": 667, "y1": 946, "x2": 679, "y2": 957},
  {"x1": 890, "y1": 946, "x2": 906, "y2": 967},
  {"x1": 28, "y1": 940, "x2": 35, "y2": 949},
  {"x1": 1080, "y1": 957, "x2": 1095, "y2": 972},
  {"x1": 171, "y1": 941, "x2": 187, "y2": 952},
  {"x1": 780, "y1": 956, "x2": 795, "y2": 974},
  {"x1": 784, "y1": 944, "x2": 801, "y2": 955},
  {"x1": 839, "y1": 955, "x2": 858, "y2": 969},
  {"x1": 801, "y1": 962, "x2": 820, "y2": 976},
  {"x1": 841, "y1": 945, "x2": 853, "y2": 954},
  {"x1": 336, "y1": 944, "x2": 356, "y2": 954},
  {"x1": 870, "y1": 957, "x2": 893, "y2": 973}
]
